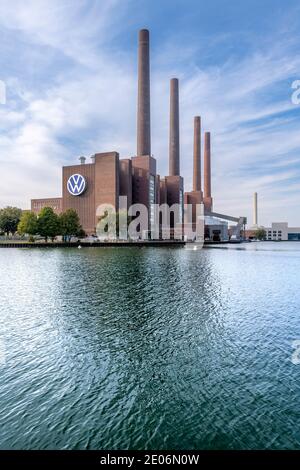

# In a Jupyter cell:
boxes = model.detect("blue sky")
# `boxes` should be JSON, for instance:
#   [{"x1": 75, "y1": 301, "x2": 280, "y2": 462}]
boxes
[{"x1": 0, "y1": 0, "x2": 300, "y2": 226}]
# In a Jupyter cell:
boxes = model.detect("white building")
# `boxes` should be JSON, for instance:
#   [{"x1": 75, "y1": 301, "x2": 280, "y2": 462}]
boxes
[
  {"x1": 264, "y1": 223, "x2": 300, "y2": 241},
  {"x1": 204, "y1": 216, "x2": 229, "y2": 242}
]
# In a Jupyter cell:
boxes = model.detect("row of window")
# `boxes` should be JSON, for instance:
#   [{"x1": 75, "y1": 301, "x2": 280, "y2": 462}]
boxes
[
  {"x1": 267, "y1": 229, "x2": 282, "y2": 240},
  {"x1": 33, "y1": 203, "x2": 60, "y2": 210},
  {"x1": 149, "y1": 175, "x2": 156, "y2": 226}
]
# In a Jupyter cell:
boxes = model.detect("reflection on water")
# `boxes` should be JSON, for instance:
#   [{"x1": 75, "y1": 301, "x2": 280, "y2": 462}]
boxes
[
  {"x1": 0, "y1": 243, "x2": 300, "y2": 449},
  {"x1": 207, "y1": 241, "x2": 300, "y2": 252}
]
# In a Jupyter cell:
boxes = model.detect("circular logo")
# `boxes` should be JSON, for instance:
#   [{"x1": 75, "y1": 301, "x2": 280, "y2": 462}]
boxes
[{"x1": 67, "y1": 174, "x2": 86, "y2": 196}]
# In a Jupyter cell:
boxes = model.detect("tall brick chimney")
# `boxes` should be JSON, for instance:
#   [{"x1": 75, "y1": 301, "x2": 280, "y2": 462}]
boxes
[
  {"x1": 193, "y1": 116, "x2": 201, "y2": 192},
  {"x1": 137, "y1": 29, "x2": 151, "y2": 157},
  {"x1": 169, "y1": 78, "x2": 180, "y2": 176},
  {"x1": 204, "y1": 131, "x2": 211, "y2": 199}
]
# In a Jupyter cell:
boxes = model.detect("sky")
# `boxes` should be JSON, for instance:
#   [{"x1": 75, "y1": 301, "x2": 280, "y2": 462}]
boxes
[{"x1": 0, "y1": 0, "x2": 300, "y2": 226}]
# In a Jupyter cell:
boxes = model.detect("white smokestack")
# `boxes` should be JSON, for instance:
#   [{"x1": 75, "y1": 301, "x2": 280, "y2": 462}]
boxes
[{"x1": 253, "y1": 192, "x2": 258, "y2": 226}]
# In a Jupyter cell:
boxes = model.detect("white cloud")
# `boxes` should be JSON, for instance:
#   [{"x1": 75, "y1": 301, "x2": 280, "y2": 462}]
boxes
[{"x1": 0, "y1": 0, "x2": 123, "y2": 66}]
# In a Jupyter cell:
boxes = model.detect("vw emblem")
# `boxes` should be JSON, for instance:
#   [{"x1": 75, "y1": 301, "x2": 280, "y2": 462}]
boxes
[{"x1": 67, "y1": 174, "x2": 86, "y2": 196}]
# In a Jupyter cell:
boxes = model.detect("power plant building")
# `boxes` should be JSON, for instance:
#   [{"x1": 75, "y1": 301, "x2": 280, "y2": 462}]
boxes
[{"x1": 31, "y1": 28, "x2": 242, "y2": 241}]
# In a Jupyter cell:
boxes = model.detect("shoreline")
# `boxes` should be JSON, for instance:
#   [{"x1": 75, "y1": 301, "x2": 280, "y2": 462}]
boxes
[
  {"x1": 1, "y1": 240, "x2": 296, "y2": 249},
  {"x1": 0, "y1": 240, "x2": 186, "y2": 248}
]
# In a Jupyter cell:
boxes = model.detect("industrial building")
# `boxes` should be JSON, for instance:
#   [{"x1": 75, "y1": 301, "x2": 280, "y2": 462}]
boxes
[
  {"x1": 31, "y1": 28, "x2": 245, "y2": 241},
  {"x1": 246, "y1": 221, "x2": 300, "y2": 242},
  {"x1": 264, "y1": 223, "x2": 300, "y2": 241},
  {"x1": 245, "y1": 193, "x2": 300, "y2": 241}
]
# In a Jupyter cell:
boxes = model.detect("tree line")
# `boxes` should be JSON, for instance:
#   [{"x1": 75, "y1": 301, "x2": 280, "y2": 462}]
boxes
[{"x1": 0, "y1": 206, "x2": 84, "y2": 242}]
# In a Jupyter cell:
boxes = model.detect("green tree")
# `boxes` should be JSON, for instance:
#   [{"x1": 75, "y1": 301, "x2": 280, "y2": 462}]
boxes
[
  {"x1": 59, "y1": 209, "x2": 82, "y2": 242},
  {"x1": 0, "y1": 206, "x2": 22, "y2": 236},
  {"x1": 37, "y1": 207, "x2": 60, "y2": 242},
  {"x1": 18, "y1": 211, "x2": 38, "y2": 238},
  {"x1": 255, "y1": 228, "x2": 266, "y2": 240},
  {"x1": 77, "y1": 227, "x2": 86, "y2": 239}
]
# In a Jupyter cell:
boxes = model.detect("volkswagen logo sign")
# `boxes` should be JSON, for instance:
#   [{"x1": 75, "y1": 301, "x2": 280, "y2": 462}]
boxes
[{"x1": 67, "y1": 174, "x2": 86, "y2": 196}]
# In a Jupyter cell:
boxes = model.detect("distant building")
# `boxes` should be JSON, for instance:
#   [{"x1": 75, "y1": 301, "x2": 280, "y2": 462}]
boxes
[
  {"x1": 204, "y1": 216, "x2": 229, "y2": 242},
  {"x1": 245, "y1": 222, "x2": 300, "y2": 241},
  {"x1": 264, "y1": 223, "x2": 300, "y2": 241}
]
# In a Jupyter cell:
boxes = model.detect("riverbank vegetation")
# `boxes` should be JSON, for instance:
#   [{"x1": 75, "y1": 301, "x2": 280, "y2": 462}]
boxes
[{"x1": 0, "y1": 206, "x2": 84, "y2": 242}]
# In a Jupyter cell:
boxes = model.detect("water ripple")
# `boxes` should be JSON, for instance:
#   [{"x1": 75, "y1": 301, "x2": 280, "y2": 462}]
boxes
[{"x1": 0, "y1": 244, "x2": 300, "y2": 449}]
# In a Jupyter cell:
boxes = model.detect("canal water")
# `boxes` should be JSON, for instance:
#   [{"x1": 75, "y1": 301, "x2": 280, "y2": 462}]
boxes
[{"x1": 0, "y1": 243, "x2": 300, "y2": 449}]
